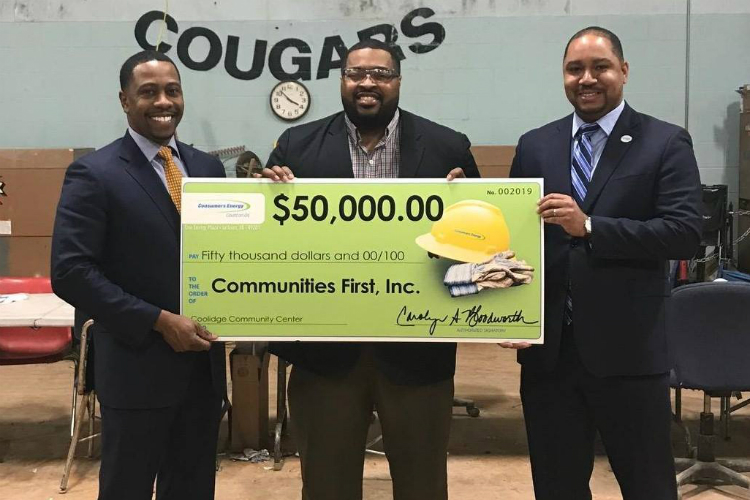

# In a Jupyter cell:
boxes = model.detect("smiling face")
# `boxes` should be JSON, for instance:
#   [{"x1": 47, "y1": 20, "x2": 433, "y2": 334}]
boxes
[
  {"x1": 340, "y1": 48, "x2": 401, "y2": 129},
  {"x1": 563, "y1": 33, "x2": 628, "y2": 122},
  {"x1": 119, "y1": 60, "x2": 183, "y2": 145}
]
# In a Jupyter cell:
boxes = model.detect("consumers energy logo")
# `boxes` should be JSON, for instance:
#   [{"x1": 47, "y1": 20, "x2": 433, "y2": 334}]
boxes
[
  {"x1": 182, "y1": 193, "x2": 265, "y2": 224},
  {"x1": 197, "y1": 200, "x2": 251, "y2": 212}
]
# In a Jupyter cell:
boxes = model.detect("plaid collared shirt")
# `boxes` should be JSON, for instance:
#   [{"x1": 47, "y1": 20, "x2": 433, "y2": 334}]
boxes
[{"x1": 344, "y1": 110, "x2": 401, "y2": 179}]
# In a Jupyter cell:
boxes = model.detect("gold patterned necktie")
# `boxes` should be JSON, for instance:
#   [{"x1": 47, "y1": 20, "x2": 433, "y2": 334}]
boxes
[{"x1": 157, "y1": 146, "x2": 183, "y2": 212}]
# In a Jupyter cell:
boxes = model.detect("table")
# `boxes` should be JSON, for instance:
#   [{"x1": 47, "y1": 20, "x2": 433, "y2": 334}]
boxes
[{"x1": 0, "y1": 293, "x2": 74, "y2": 327}]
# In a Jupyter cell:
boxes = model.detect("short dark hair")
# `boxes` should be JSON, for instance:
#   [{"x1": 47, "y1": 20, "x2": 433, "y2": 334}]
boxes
[
  {"x1": 564, "y1": 26, "x2": 624, "y2": 61},
  {"x1": 342, "y1": 38, "x2": 401, "y2": 75},
  {"x1": 119, "y1": 50, "x2": 181, "y2": 90}
]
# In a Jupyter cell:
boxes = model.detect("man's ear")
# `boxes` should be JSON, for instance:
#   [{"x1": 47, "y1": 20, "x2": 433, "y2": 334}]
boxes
[{"x1": 119, "y1": 90, "x2": 129, "y2": 113}]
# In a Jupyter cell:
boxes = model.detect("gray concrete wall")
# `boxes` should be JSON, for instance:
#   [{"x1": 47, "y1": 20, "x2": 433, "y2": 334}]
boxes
[{"x1": 1, "y1": 1, "x2": 749, "y2": 205}]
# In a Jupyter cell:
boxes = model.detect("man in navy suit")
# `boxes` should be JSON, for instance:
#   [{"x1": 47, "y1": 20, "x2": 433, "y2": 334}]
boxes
[
  {"x1": 51, "y1": 51, "x2": 226, "y2": 500},
  {"x1": 257, "y1": 39, "x2": 479, "y2": 500},
  {"x1": 508, "y1": 27, "x2": 702, "y2": 499}
]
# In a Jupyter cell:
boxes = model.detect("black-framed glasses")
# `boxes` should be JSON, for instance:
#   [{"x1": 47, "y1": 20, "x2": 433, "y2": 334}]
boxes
[{"x1": 342, "y1": 67, "x2": 399, "y2": 83}]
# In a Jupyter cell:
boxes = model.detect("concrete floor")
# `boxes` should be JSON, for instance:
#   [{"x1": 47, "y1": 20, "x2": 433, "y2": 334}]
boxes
[{"x1": 1, "y1": 344, "x2": 749, "y2": 499}]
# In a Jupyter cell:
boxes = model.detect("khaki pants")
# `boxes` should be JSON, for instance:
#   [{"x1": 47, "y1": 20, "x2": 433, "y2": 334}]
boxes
[{"x1": 288, "y1": 348, "x2": 454, "y2": 500}]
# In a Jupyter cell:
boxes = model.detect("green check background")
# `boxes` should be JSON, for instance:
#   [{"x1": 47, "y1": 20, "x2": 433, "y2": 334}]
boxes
[{"x1": 182, "y1": 180, "x2": 542, "y2": 342}]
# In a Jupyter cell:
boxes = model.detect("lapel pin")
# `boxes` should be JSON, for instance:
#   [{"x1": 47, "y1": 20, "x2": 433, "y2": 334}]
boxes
[{"x1": 620, "y1": 135, "x2": 633, "y2": 143}]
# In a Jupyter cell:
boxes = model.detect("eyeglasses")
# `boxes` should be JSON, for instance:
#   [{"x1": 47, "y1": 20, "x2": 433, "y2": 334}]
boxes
[{"x1": 342, "y1": 67, "x2": 400, "y2": 83}]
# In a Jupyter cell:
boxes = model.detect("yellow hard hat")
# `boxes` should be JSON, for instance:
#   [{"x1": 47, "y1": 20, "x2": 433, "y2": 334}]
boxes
[{"x1": 415, "y1": 200, "x2": 510, "y2": 263}]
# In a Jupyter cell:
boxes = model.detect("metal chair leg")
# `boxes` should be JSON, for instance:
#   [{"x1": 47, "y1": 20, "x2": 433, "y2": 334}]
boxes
[
  {"x1": 60, "y1": 319, "x2": 95, "y2": 493},
  {"x1": 87, "y1": 395, "x2": 95, "y2": 457},
  {"x1": 273, "y1": 358, "x2": 287, "y2": 471},
  {"x1": 365, "y1": 412, "x2": 386, "y2": 456},
  {"x1": 216, "y1": 396, "x2": 232, "y2": 472},
  {"x1": 69, "y1": 377, "x2": 78, "y2": 437},
  {"x1": 226, "y1": 399, "x2": 233, "y2": 445},
  {"x1": 60, "y1": 393, "x2": 89, "y2": 493},
  {"x1": 726, "y1": 395, "x2": 750, "y2": 445}
]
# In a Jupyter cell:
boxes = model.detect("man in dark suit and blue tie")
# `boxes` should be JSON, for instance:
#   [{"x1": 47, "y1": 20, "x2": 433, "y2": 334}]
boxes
[
  {"x1": 51, "y1": 51, "x2": 226, "y2": 500},
  {"x1": 508, "y1": 27, "x2": 702, "y2": 499}
]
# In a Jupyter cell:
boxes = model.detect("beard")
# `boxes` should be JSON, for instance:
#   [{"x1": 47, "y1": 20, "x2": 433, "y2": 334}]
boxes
[{"x1": 341, "y1": 94, "x2": 399, "y2": 131}]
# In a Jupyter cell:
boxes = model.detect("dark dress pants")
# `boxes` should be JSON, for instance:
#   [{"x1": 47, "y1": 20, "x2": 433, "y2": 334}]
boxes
[
  {"x1": 97, "y1": 353, "x2": 223, "y2": 500},
  {"x1": 520, "y1": 325, "x2": 677, "y2": 500},
  {"x1": 288, "y1": 347, "x2": 454, "y2": 500}
]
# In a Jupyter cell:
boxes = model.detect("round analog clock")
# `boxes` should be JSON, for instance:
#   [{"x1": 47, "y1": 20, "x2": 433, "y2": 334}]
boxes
[{"x1": 270, "y1": 80, "x2": 310, "y2": 121}]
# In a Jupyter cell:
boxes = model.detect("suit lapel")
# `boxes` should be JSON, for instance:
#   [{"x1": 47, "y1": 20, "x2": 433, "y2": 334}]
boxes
[
  {"x1": 582, "y1": 103, "x2": 640, "y2": 212},
  {"x1": 119, "y1": 131, "x2": 180, "y2": 233},
  {"x1": 326, "y1": 113, "x2": 355, "y2": 178},
  {"x1": 398, "y1": 111, "x2": 424, "y2": 178},
  {"x1": 543, "y1": 116, "x2": 574, "y2": 196},
  {"x1": 177, "y1": 141, "x2": 196, "y2": 177}
]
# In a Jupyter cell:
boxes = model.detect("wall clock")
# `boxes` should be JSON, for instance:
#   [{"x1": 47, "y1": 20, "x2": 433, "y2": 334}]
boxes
[{"x1": 270, "y1": 80, "x2": 310, "y2": 121}]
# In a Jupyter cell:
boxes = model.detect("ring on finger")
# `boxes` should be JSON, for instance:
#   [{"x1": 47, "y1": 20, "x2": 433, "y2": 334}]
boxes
[{"x1": 553, "y1": 208, "x2": 557, "y2": 217}]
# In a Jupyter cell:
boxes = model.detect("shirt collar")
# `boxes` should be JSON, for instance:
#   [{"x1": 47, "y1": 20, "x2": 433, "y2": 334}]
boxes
[
  {"x1": 344, "y1": 109, "x2": 401, "y2": 144},
  {"x1": 572, "y1": 100, "x2": 625, "y2": 138},
  {"x1": 128, "y1": 127, "x2": 179, "y2": 162}
]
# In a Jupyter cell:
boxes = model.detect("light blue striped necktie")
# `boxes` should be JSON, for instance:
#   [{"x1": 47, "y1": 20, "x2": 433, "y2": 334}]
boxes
[
  {"x1": 571, "y1": 122, "x2": 600, "y2": 205},
  {"x1": 566, "y1": 122, "x2": 600, "y2": 325}
]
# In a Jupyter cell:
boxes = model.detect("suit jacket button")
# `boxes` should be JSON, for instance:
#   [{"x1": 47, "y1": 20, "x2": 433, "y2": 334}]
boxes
[{"x1": 570, "y1": 240, "x2": 578, "y2": 248}]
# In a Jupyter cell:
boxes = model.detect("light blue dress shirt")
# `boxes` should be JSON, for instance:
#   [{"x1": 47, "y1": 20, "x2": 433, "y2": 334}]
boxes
[
  {"x1": 128, "y1": 127, "x2": 188, "y2": 189},
  {"x1": 571, "y1": 100, "x2": 625, "y2": 172}
]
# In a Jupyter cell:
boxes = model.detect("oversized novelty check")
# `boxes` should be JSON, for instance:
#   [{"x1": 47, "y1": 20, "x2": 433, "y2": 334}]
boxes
[{"x1": 181, "y1": 179, "x2": 544, "y2": 343}]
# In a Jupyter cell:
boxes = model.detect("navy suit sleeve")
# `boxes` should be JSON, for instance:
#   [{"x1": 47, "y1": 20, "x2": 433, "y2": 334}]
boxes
[
  {"x1": 51, "y1": 161, "x2": 161, "y2": 347},
  {"x1": 209, "y1": 155, "x2": 226, "y2": 177},
  {"x1": 589, "y1": 128, "x2": 702, "y2": 260},
  {"x1": 509, "y1": 135, "x2": 525, "y2": 178},
  {"x1": 459, "y1": 133, "x2": 481, "y2": 178},
  {"x1": 267, "y1": 129, "x2": 291, "y2": 168}
]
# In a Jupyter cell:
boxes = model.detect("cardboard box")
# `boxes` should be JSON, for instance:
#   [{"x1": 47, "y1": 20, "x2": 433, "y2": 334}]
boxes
[
  {"x1": 738, "y1": 100, "x2": 750, "y2": 273},
  {"x1": 0, "y1": 149, "x2": 91, "y2": 169},
  {"x1": 0, "y1": 148, "x2": 91, "y2": 237},
  {"x1": 471, "y1": 145, "x2": 516, "y2": 179},
  {"x1": 742, "y1": 175, "x2": 750, "y2": 203},
  {"x1": 742, "y1": 113, "x2": 750, "y2": 200},
  {"x1": 230, "y1": 350, "x2": 270, "y2": 451},
  {"x1": 0, "y1": 148, "x2": 91, "y2": 276},
  {"x1": 738, "y1": 85, "x2": 750, "y2": 114},
  {"x1": 0, "y1": 236, "x2": 52, "y2": 277},
  {"x1": 739, "y1": 198, "x2": 750, "y2": 274},
  {"x1": 0, "y1": 168, "x2": 68, "y2": 236}
]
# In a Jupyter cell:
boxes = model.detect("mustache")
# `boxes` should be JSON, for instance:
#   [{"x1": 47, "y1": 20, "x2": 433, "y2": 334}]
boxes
[{"x1": 355, "y1": 91, "x2": 382, "y2": 99}]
